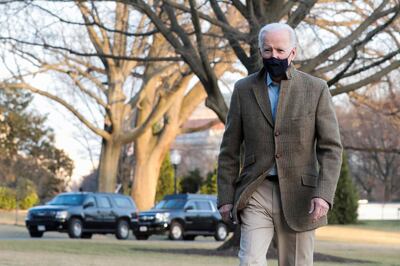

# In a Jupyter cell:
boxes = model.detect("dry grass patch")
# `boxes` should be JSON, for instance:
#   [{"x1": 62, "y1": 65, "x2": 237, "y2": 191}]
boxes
[{"x1": 316, "y1": 226, "x2": 400, "y2": 245}]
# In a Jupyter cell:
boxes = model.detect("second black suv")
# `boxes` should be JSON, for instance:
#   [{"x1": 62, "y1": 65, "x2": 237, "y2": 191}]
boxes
[
  {"x1": 132, "y1": 194, "x2": 234, "y2": 241},
  {"x1": 25, "y1": 192, "x2": 138, "y2": 240}
]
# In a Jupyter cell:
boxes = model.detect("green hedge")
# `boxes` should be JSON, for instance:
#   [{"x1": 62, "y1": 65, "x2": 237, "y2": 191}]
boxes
[
  {"x1": 0, "y1": 187, "x2": 16, "y2": 210},
  {"x1": 0, "y1": 186, "x2": 39, "y2": 210}
]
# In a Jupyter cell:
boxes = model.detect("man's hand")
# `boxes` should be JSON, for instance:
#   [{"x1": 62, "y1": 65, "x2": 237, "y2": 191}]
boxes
[
  {"x1": 309, "y1": 198, "x2": 329, "y2": 222},
  {"x1": 218, "y1": 204, "x2": 233, "y2": 223}
]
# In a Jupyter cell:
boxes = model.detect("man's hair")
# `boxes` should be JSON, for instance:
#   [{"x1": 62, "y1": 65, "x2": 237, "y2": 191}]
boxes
[{"x1": 258, "y1": 23, "x2": 297, "y2": 50}]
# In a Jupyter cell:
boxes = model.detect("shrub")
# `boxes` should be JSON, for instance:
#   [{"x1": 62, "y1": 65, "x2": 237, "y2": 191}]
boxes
[
  {"x1": 19, "y1": 191, "x2": 39, "y2": 209},
  {"x1": 155, "y1": 153, "x2": 175, "y2": 202},
  {"x1": 328, "y1": 152, "x2": 359, "y2": 224},
  {"x1": 0, "y1": 186, "x2": 16, "y2": 210},
  {"x1": 200, "y1": 169, "x2": 217, "y2": 195}
]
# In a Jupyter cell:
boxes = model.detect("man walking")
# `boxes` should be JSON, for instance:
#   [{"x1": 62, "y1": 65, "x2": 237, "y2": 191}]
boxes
[{"x1": 217, "y1": 23, "x2": 342, "y2": 266}]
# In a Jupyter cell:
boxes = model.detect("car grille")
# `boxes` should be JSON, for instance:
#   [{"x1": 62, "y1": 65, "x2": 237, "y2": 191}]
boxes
[
  {"x1": 31, "y1": 210, "x2": 56, "y2": 221},
  {"x1": 139, "y1": 215, "x2": 155, "y2": 222}
]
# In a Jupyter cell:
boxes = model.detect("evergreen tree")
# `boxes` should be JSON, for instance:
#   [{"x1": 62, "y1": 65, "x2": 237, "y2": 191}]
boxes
[
  {"x1": 200, "y1": 168, "x2": 217, "y2": 195},
  {"x1": 180, "y1": 169, "x2": 203, "y2": 193},
  {"x1": 328, "y1": 152, "x2": 359, "y2": 224},
  {"x1": 0, "y1": 88, "x2": 73, "y2": 202},
  {"x1": 155, "y1": 153, "x2": 174, "y2": 202}
]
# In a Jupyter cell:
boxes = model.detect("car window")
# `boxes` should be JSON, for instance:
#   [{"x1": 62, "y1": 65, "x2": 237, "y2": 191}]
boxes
[
  {"x1": 47, "y1": 194, "x2": 84, "y2": 206},
  {"x1": 195, "y1": 200, "x2": 213, "y2": 211},
  {"x1": 97, "y1": 196, "x2": 112, "y2": 208},
  {"x1": 84, "y1": 196, "x2": 96, "y2": 207},
  {"x1": 155, "y1": 199, "x2": 186, "y2": 209},
  {"x1": 184, "y1": 200, "x2": 196, "y2": 210},
  {"x1": 114, "y1": 197, "x2": 134, "y2": 208}
]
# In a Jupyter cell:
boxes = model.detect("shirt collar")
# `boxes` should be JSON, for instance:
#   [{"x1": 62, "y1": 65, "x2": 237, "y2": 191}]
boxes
[{"x1": 266, "y1": 73, "x2": 279, "y2": 87}]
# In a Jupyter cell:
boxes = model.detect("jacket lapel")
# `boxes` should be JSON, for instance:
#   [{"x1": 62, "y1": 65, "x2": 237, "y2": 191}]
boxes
[
  {"x1": 251, "y1": 68, "x2": 274, "y2": 128},
  {"x1": 274, "y1": 66, "x2": 294, "y2": 127}
]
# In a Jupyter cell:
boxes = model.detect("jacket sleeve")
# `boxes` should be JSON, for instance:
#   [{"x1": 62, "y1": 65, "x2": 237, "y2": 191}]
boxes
[
  {"x1": 217, "y1": 84, "x2": 243, "y2": 208},
  {"x1": 314, "y1": 83, "x2": 343, "y2": 207}
]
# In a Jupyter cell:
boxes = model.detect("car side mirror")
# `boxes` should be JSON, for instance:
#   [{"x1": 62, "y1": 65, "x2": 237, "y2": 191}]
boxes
[
  {"x1": 83, "y1": 202, "x2": 94, "y2": 209},
  {"x1": 184, "y1": 206, "x2": 194, "y2": 212}
]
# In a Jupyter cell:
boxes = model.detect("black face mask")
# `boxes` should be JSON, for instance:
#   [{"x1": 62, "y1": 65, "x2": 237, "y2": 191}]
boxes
[{"x1": 262, "y1": 56, "x2": 289, "y2": 78}]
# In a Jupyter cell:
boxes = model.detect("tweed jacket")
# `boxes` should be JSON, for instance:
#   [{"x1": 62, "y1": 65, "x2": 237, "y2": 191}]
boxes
[{"x1": 217, "y1": 65, "x2": 343, "y2": 232}]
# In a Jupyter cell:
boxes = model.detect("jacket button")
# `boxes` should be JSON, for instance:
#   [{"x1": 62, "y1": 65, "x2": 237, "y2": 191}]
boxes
[
  {"x1": 275, "y1": 154, "x2": 280, "y2": 159},
  {"x1": 275, "y1": 131, "x2": 280, "y2": 137}
]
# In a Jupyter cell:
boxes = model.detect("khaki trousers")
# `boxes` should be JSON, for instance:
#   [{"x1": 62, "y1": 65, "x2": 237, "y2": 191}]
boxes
[{"x1": 239, "y1": 179, "x2": 315, "y2": 266}]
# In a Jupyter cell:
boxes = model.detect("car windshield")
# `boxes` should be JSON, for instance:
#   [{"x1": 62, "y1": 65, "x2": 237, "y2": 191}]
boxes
[
  {"x1": 154, "y1": 199, "x2": 186, "y2": 210},
  {"x1": 47, "y1": 194, "x2": 85, "y2": 206}
]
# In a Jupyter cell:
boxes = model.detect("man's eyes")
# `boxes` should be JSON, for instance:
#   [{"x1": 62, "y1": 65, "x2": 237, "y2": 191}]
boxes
[{"x1": 264, "y1": 49, "x2": 286, "y2": 53}]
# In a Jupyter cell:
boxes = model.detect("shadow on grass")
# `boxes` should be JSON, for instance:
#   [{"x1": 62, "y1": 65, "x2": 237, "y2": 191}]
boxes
[{"x1": 130, "y1": 246, "x2": 371, "y2": 264}]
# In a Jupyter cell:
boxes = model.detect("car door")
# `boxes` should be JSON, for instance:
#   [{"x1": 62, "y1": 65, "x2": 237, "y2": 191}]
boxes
[
  {"x1": 183, "y1": 200, "x2": 199, "y2": 231},
  {"x1": 194, "y1": 200, "x2": 215, "y2": 231},
  {"x1": 96, "y1": 195, "x2": 116, "y2": 231},
  {"x1": 82, "y1": 196, "x2": 101, "y2": 230}
]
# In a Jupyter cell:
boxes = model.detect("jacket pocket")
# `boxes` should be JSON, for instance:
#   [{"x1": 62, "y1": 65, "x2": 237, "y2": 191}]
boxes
[
  {"x1": 301, "y1": 174, "x2": 318, "y2": 188},
  {"x1": 235, "y1": 154, "x2": 256, "y2": 185},
  {"x1": 243, "y1": 154, "x2": 255, "y2": 168}
]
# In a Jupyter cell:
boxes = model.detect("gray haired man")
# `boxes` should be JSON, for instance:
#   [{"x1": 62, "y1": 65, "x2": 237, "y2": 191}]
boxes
[{"x1": 217, "y1": 23, "x2": 342, "y2": 266}]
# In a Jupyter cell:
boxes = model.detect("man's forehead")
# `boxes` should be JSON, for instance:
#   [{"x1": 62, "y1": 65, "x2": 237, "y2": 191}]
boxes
[
  {"x1": 261, "y1": 30, "x2": 291, "y2": 46},
  {"x1": 262, "y1": 29, "x2": 291, "y2": 40}
]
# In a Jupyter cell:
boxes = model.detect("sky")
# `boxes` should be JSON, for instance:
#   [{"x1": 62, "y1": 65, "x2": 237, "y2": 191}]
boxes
[{"x1": 31, "y1": 94, "x2": 100, "y2": 188}]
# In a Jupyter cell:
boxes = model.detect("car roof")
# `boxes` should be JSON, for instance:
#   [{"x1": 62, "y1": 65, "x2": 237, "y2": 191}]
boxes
[
  {"x1": 56, "y1": 192, "x2": 131, "y2": 198},
  {"x1": 162, "y1": 193, "x2": 217, "y2": 201}
]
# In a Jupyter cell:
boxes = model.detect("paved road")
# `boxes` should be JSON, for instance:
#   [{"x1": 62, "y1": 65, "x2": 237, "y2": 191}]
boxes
[{"x1": 0, "y1": 224, "x2": 218, "y2": 242}]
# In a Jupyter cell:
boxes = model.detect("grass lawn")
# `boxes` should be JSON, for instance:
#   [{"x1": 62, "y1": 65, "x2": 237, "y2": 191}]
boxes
[
  {"x1": 0, "y1": 237, "x2": 399, "y2": 266},
  {"x1": 344, "y1": 220, "x2": 400, "y2": 232},
  {"x1": 1, "y1": 212, "x2": 399, "y2": 266}
]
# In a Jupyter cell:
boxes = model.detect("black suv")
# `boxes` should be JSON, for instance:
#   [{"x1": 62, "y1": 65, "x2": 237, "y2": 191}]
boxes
[
  {"x1": 132, "y1": 194, "x2": 234, "y2": 241},
  {"x1": 25, "y1": 192, "x2": 138, "y2": 240}
]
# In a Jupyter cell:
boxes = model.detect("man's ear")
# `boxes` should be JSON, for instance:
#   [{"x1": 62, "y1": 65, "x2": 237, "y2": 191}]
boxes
[{"x1": 289, "y1": 47, "x2": 297, "y2": 64}]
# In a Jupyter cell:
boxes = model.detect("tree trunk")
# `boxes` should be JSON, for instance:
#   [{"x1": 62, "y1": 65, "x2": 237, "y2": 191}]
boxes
[
  {"x1": 131, "y1": 154, "x2": 164, "y2": 210},
  {"x1": 384, "y1": 177, "x2": 392, "y2": 202},
  {"x1": 97, "y1": 139, "x2": 122, "y2": 192}
]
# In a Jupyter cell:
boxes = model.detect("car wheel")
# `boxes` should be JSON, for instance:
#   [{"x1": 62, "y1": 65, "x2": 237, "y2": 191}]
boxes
[
  {"x1": 183, "y1": 235, "x2": 196, "y2": 241},
  {"x1": 28, "y1": 229, "x2": 44, "y2": 238},
  {"x1": 116, "y1": 219, "x2": 130, "y2": 240},
  {"x1": 68, "y1": 218, "x2": 83, "y2": 238},
  {"x1": 169, "y1": 221, "x2": 184, "y2": 240},
  {"x1": 214, "y1": 223, "x2": 228, "y2": 241},
  {"x1": 81, "y1": 232, "x2": 93, "y2": 239},
  {"x1": 134, "y1": 234, "x2": 149, "y2": 240}
]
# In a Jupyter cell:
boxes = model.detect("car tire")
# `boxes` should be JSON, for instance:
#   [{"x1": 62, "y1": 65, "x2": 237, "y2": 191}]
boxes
[
  {"x1": 81, "y1": 232, "x2": 93, "y2": 239},
  {"x1": 214, "y1": 223, "x2": 228, "y2": 241},
  {"x1": 68, "y1": 218, "x2": 83, "y2": 238},
  {"x1": 28, "y1": 229, "x2": 44, "y2": 238},
  {"x1": 169, "y1": 221, "x2": 184, "y2": 240},
  {"x1": 183, "y1": 235, "x2": 196, "y2": 241},
  {"x1": 115, "y1": 219, "x2": 130, "y2": 240},
  {"x1": 134, "y1": 234, "x2": 149, "y2": 240}
]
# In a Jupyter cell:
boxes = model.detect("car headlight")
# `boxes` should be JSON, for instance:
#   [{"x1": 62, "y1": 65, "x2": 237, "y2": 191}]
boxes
[
  {"x1": 155, "y1": 212, "x2": 170, "y2": 222},
  {"x1": 25, "y1": 211, "x2": 32, "y2": 220},
  {"x1": 55, "y1": 211, "x2": 68, "y2": 219}
]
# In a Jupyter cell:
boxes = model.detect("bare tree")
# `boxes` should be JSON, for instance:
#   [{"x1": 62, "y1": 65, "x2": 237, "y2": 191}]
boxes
[
  {"x1": 338, "y1": 77, "x2": 400, "y2": 202},
  {"x1": 124, "y1": 0, "x2": 400, "y2": 121},
  {"x1": 0, "y1": 1, "x2": 238, "y2": 210}
]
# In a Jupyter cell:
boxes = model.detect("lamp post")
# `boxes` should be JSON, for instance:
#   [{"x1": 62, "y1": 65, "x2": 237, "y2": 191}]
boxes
[{"x1": 170, "y1": 149, "x2": 181, "y2": 194}]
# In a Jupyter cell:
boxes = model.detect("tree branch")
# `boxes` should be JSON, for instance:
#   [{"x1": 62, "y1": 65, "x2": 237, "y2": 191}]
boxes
[
  {"x1": 179, "y1": 118, "x2": 220, "y2": 134},
  {"x1": 302, "y1": 1, "x2": 396, "y2": 73},
  {"x1": 0, "y1": 82, "x2": 111, "y2": 140},
  {"x1": 0, "y1": 36, "x2": 182, "y2": 62},
  {"x1": 330, "y1": 60, "x2": 400, "y2": 96}
]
